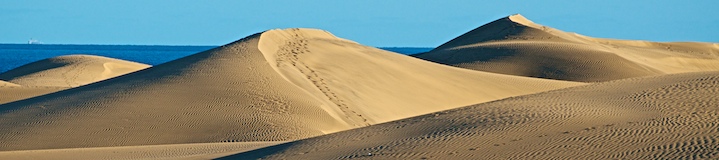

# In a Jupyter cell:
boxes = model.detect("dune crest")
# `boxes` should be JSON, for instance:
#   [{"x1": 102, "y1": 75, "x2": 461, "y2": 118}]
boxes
[
  {"x1": 223, "y1": 71, "x2": 719, "y2": 159},
  {"x1": 0, "y1": 28, "x2": 581, "y2": 151},
  {"x1": 507, "y1": 14, "x2": 542, "y2": 29},
  {"x1": 415, "y1": 14, "x2": 719, "y2": 82},
  {"x1": 0, "y1": 55, "x2": 150, "y2": 87}
]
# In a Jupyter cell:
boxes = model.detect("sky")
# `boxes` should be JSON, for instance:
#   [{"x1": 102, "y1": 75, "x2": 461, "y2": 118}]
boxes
[{"x1": 1, "y1": 0, "x2": 717, "y2": 47}]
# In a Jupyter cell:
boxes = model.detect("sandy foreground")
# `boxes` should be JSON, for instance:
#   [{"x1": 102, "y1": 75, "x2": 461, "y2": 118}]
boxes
[
  {"x1": 223, "y1": 71, "x2": 719, "y2": 159},
  {"x1": 0, "y1": 142, "x2": 283, "y2": 160},
  {"x1": 0, "y1": 14, "x2": 717, "y2": 159}
]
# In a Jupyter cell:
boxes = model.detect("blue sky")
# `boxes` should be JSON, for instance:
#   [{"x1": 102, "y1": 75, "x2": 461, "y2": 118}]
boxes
[{"x1": 1, "y1": 0, "x2": 717, "y2": 46}]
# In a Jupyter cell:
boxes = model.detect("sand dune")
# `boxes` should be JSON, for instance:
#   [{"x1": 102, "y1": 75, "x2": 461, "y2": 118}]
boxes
[
  {"x1": 257, "y1": 29, "x2": 582, "y2": 124},
  {"x1": 0, "y1": 86, "x2": 67, "y2": 105},
  {"x1": 1, "y1": 79, "x2": 65, "y2": 105},
  {"x1": 0, "y1": 80, "x2": 19, "y2": 87},
  {"x1": 223, "y1": 71, "x2": 719, "y2": 159},
  {"x1": 0, "y1": 142, "x2": 283, "y2": 160},
  {"x1": 414, "y1": 14, "x2": 719, "y2": 82},
  {"x1": 0, "y1": 55, "x2": 150, "y2": 87},
  {"x1": 0, "y1": 28, "x2": 581, "y2": 151},
  {"x1": 1, "y1": 15, "x2": 717, "y2": 159}
]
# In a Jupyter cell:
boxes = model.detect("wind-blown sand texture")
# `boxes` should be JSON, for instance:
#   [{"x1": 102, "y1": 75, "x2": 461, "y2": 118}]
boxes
[
  {"x1": 222, "y1": 71, "x2": 719, "y2": 159},
  {"x1": 0, "y1": 28, "x2": 581, "y2": 151},
  {"x1": 0, "y1": 55, "x2": 150, "y2": 87},
  {"x1": 0, "y1": 142, "x2": 284, "y2": 160},
  {"x1": 414, "y1": 14, "x2": 719, "y2": 82},
  {"x1": 1, "y1": 14, "x2": 717, "y2": 159}
]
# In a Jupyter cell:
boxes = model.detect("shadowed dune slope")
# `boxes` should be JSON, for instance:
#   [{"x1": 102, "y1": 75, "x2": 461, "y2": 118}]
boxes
[
  {"x1": 414, "y1": 14, "x2": 719, "y2": 82},
  {"x1": 224, "y1": 71, "x2": 719, "y2": 160},
  {"x1": 0, "y1": 29, "x2": 582, "y2": 151},
  {"x1": 0, "y1": 55, "x2": 150, "y2": 87}
]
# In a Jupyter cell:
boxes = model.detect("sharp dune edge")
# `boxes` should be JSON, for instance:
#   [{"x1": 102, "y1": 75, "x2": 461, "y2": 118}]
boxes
[
  {"x1": 0, "y1": 55, "x2": 151, "y2": 87},
  {"x1": 0, "y1": 14, "x2": 717, "y2": 160},
  {"x1": 414, "y1": 14, "x2": 719, "y2": 82},
  {"x1": 222, "y1": 71, "x2": 719, "y2": 159},
  {"x1": 0, "y1": 28, "x2": 581, "y2": 152}
]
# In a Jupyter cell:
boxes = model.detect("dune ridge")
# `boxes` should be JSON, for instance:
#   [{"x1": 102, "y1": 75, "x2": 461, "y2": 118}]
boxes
[
  {"x1": 0, "y1": 28, "x2": 581, "y2": 151},
  {"x1": 414, "y1": 14, "x2": 719, "y2": 82},
  {"x1": 0, "y1": 55, "x2": 150, "y2": 87},
  {"x1": 222, "y1": 71, "x2": 719, "y2": 159}
]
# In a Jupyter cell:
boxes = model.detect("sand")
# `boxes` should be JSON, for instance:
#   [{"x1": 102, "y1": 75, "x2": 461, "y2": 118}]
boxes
[
  {"x1": 0, "y1": 80, "x2": 19, "y2": 87},
  {"x1": 0, "y1": 14, "x2": 717, "y2": 159},
  {"x1": 223, "y1": 71, "x2": 719, "y2": 159},
  {"x1": 0, "y1": 55, "x2": 150, "y2": 87},
  {"x1": 0, "y1": 28, "x2": 581, "y2": 151},
  {"x1": 0, "y1": 55, "x2": 147, "y2": 104},
  {"x1": 414, "y1": 14, "x2": 719, "y2": 82},
  {"x1": 257, "y1": 29, "x2": 582, "y2": 124},
  {"x1": 0, "y1": 86, "x2": 67, "y2": 105},
  {"x1": 0, "y1": 142, "x2": 283, "y2": 160}
]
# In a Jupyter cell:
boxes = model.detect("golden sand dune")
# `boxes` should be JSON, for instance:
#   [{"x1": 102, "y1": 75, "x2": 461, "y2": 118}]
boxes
[
  {"x1": 414, "y1": 14, "x2": 719, "y2": 82},
  {"x1": 223, "y1": 71, "x2": 719, "y2": 159},
  {"x1": 0, "y1": 55, "x2": 150, "y2": 87},
  {"x1": 0, "y1": 86, "x2": 67, "y2": 105},
  {"x1": 0, "y1": 80, "x2": 19, "y2": 87},
  {"x1": 0, "y1": 29, "x2": 581, "y2": 151},
  {"x1": 258, "y1": 29, "x2": 581, "y2": 125},
  {"x1": 0, "y1": 142, "x2": 283, "y2": 160}
]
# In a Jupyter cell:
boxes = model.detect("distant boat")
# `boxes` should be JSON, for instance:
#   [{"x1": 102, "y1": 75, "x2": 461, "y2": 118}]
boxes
[{"x1": 28, "y1": 38, "x2": 41, "y2": 44}]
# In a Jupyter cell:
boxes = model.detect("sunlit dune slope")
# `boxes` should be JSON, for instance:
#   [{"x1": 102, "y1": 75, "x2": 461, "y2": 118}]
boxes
[
  {"x1": 0, "y1": 29, "x2": 581, "y2": 151},
  {"x1": 0, "y1": 86, "x2": 67, "y2": 105},
  {"x1": 414, "y1": 14, "x2": 719, "y2": 82},
  {"x1": 0, "y1": 55, "x2": 150, "y2": 87},
  {"x1": 224, "y1": 71, "x2": 719, "y2": 159},
  {"x1": 0, "y1": 80, "x2": 19, "y2": 87}
]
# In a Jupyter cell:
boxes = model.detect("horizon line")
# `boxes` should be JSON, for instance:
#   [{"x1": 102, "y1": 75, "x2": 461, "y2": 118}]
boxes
[{"x1": 0, "y1": 43, "x2": 435, "y2": 48}]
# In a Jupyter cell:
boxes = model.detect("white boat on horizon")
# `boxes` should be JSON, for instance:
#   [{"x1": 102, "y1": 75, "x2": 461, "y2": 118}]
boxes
[{"x1": 28, "y1": 38, "x2": 41, "y2": 44}]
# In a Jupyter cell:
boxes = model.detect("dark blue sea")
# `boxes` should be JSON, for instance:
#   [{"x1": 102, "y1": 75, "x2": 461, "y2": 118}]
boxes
[{"x1": 0, "y1": 44, "x2": 431, "y2": 73}]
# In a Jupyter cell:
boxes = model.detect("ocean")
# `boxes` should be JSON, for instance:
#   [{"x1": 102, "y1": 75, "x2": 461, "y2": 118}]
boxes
[{"x1": 0, "y1": 44, "x2": 431, "y2": 73}]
